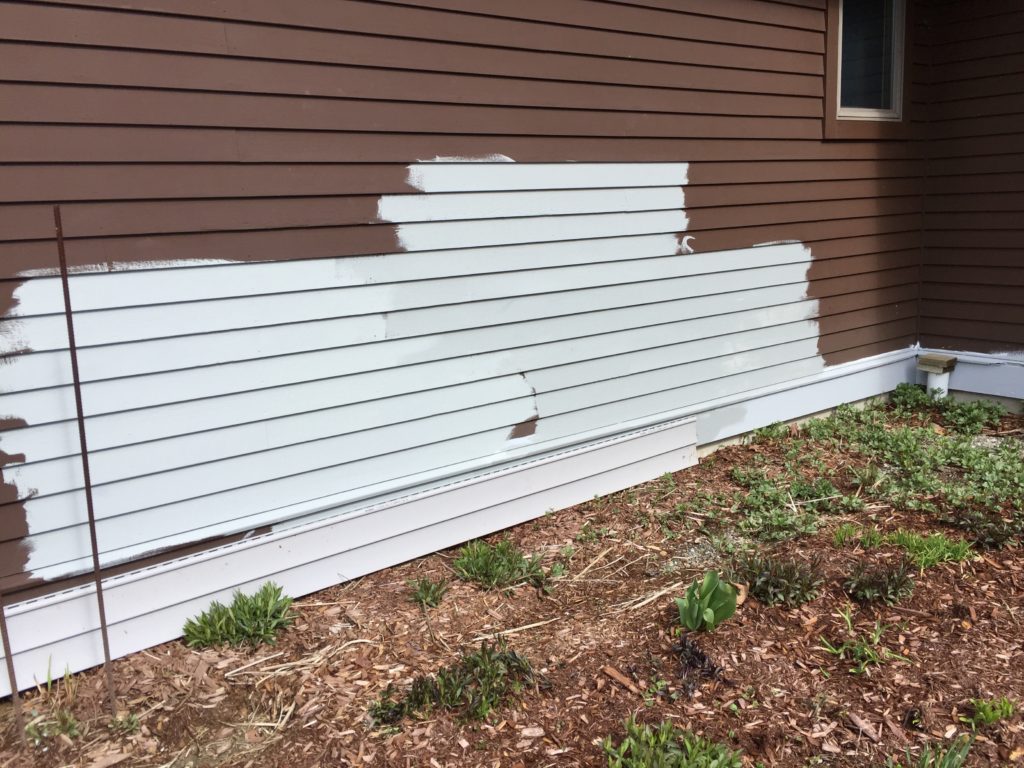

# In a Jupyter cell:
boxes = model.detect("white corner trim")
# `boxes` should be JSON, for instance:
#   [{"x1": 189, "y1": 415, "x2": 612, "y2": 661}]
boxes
[{"x1": 920, "y1": 348, "x2": 1024, "y2": 400}]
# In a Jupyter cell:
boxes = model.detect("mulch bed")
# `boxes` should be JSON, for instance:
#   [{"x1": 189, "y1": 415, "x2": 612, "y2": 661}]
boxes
[{"x1": 2, "y1": 403, "x2": 1022, "y2": 767}]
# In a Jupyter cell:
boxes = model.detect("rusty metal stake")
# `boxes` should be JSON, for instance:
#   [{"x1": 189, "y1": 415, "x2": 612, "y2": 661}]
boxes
[
  {"x1": 54, "y1": 205, "x2": 118, "y2": 718},
  {"x1": 0, "y1": 592, "x2": 27, "y2": 746}
]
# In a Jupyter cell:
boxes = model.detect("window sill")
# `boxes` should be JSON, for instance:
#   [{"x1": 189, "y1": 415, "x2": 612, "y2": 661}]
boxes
[{"x1": 823, "y1": 116, "x2": 914, "y2": 141}]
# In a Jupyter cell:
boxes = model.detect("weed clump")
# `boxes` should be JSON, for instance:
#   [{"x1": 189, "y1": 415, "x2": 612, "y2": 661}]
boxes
[
  {"x1": 940, "y1": 508, "x2": 1023, "y2": 550},
  {"x1": 960, "y1": 696, "x2": 1016, "y2": 729},
  {"x1": 833, "y1": 522, "x2": 860, "y2": 548},
  {"x1": 730, "y1": 467, "x2": 820, "y2": 541},
  {"x1": 884, "y1": 735, "x2": 972, "y2": 767},
  {"x1": 25, "y1": 709, "x2": 79, "y2": 747},
  {"x1": 732, "y1": 553, "x2": 822, "y2": 607},
  {"x1": 890, "y1": 384, "x2": 1003, "y2": 435},
  {"x1": 820, "y1": 616, "x2": 907, "y2": 675},
  {"x1": 453, "y1": 539, "x2": 545, "y2": 590},
  {"x1": 884, "y1": 529, "x2": 973, "y2": 569},
  {"x1": 942, "y1": 399, "x2": 1004, "y2": 435},
  {"x1": 751, "y1": 421, "x2": 790, "y2": 443},
  {"x1": 603, "y1": 717, "x2": 742, "y2": 768},
  {"x1": 370, "y1": 640, "x2": 533, "y2": 724},
  {"x1": 843, "y1": 559, "x2": 915, "y2": 605},
  {"x1": 408, "y1": 577, "x2": 448, "y2": 608},
  {"x1": 183, "y1": 581, "x2": 295, "y2": 648},
  {"x1": 22, "y1": 662, "x2": 83, "y2": 747}
]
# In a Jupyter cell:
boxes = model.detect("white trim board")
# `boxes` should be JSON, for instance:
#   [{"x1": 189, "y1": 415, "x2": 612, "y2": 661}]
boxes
[
  {"x1": 929, "y1": 350, "x2": 1024, "y2": 401},
  {"x1": 1, "y1": 417, "x2": 697, "y2": 696}
]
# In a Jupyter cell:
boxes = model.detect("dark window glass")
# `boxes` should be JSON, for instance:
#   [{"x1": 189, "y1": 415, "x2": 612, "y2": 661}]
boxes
[{"x1": 840, "y1": 0, "x2": 895, "y2": 110}]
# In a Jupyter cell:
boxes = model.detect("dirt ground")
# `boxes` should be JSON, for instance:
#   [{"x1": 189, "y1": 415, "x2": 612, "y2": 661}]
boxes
[{"x1": 2, "y1": 394, "x2": 1023, "y2": 767}]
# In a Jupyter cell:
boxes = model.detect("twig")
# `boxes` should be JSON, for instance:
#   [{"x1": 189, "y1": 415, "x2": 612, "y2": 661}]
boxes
[
  {"x1": 613, "y1": 581, "x2": 686, "y2": 613},
  {"x1": 601, "y1": 666, "x2": 641, "y2": 695},
  {"x1": 848, "y1": 712, "x2": 881, "y2": 743},
  {"x1": 225, "y1": 652, "x2": 285, "y2": 678},
  {"x1": 471, "y1": 617, "x2": 560, "y2": 642},
  {"x1": 154, "y1": 744, "x2": 191, "y2": 768},
  {"x1": 572, "y1": 547, "x2": 613, "y2": 581}
]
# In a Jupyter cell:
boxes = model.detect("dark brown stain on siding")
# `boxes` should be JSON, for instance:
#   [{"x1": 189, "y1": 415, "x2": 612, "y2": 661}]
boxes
[
  {"x1": 0, "y1": 524, "x2": 274, "y2": 605},
  {"x1": 683, "y1": 163, "x2": 921, "y2": 367},
  {"x1": 0, "y1": 417, "x2": 31, "y2": 590},
  {"x1": 508, "y1": 416, "x2": 538, "y2": 440},
  {"x1": 915, "y1": 2, "x2": 1024, "y2": 354}
]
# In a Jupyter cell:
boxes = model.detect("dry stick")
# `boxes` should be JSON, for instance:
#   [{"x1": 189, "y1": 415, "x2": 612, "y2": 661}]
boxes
[
  {"x1": 422, "y1": 606, "x2": 452, "y2": 654},
  {"x1": 224, "y1": 652, "x2": 286, "y2": 679},
  {"x1": 54, "y1": 205, "x2": 118, "y2": 718},
  {"x1": 601, "y1": 666, "x2": 642, "y2": 695},
  {"x1": 847, "y1": 712, "x2": 881, "y2": 743},
  {"x1": 571, "y1": 547, "x2": 613, "y2": 581},
  {"x1": 471, "y1": 617, "x2": 560, "y2": 643},
  {"x1": 614, "y1": 580, "x2": 687, "y2": 613},
  {"x1": 0, "y1": 594, "x2": 26, "y2": 746}
]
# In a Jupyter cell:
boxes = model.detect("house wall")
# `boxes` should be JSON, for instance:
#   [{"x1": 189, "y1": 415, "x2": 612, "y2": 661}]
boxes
[
  {"x1": 0, "y1": 0, "x2": 929, "y2": 691},
  {"x1": 916, "y1": 0, "x2": 1024, "y2": 356}
]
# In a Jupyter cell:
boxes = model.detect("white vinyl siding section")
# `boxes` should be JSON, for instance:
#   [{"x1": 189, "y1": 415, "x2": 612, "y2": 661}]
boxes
[{"x1": 0, "y1": 162, "x2": 827, "y2": 584}]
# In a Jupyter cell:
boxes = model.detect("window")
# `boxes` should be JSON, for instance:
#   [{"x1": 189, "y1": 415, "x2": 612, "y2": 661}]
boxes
[
  {"x1": 839, "y1": 0, "x2": 904, "y2": 118},
  {"x1": 825, "y1": 0, "x2": 909, "y2": 139}
]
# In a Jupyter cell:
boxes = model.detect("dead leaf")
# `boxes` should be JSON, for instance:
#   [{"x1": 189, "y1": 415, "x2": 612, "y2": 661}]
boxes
[
  {"x1": 86, "y1": 753, "x2": 130, "y2": 768},
  {"x1": 733, "y1": 582, "x2": 749, "y2": 606},
  {"x1": 848, "y1": 712, "x2": 881, "y2": 743}
]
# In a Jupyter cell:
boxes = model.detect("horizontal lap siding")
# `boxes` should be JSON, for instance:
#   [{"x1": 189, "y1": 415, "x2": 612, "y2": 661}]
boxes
[
  {"x1": 0, "y1": 0, "x2": 919, "y2": 594},
  {"x1": 917, "y1": 1, "x2": 1024, "y2": 354}
]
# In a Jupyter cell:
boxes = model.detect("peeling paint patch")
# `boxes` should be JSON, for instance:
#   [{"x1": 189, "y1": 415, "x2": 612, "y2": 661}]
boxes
[
  {"x1": 508, "y1": 416, "x2": 539, "y2": 439},
  {"x1": 0, "y1": 417, "x2": 32, "y2": 589},
  {"x1": 16, "y1": 258, "x2": 235, "y2": 279},
  {"x1": 419, "y1": 154, "x2": 516, "y2": 163}
]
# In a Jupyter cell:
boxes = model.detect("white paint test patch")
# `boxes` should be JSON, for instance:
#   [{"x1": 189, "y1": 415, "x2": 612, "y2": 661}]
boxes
[
  {"x1": 380, "y1": 160, "x2": 691, "y2": 256},
  {"x1": 3, "y1": 159, "x2": 837, "y2": 583},
  {"x1": 373, "y1": 158, "x2": 825, "y2": 456}
]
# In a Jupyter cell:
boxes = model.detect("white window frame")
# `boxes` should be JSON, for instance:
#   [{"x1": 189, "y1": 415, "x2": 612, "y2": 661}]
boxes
[{"x1": 836, "y1": 0, "x2": 906, "y2": 122}]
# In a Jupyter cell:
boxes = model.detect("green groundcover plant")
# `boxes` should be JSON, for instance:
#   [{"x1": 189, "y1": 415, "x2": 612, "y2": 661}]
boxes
[{"x1": 183, "y1": 581, "x2": 296, "y2": 648}]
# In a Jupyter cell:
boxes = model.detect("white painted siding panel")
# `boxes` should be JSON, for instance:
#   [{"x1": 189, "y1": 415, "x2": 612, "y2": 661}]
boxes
[
  {"x1": 0, "y1": 162, "x2": 838, "y2": 587},
  {"x1": 0, "y1": 415, "x2": 698, "y2": 695}
]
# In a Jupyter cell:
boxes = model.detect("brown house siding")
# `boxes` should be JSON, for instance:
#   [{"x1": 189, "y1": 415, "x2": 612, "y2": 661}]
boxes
[
  {"x1": 916, "y1": 0, "x2": 1024, "y2": 353},
  {"x1": 0, "y1": 0, "x2": 920, "y2": 323},
  {"x1": 0, "y1": 0, "x2": 924, "y2": 598}
]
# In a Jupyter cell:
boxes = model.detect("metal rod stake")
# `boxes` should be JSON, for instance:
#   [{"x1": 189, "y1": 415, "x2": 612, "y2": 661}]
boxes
[
  {"x1": 53, "y1": 205, "x2": 118, "y2": 718},
  {"x1": 0, "y1": 593, "x2": 27, "y2": 746}
]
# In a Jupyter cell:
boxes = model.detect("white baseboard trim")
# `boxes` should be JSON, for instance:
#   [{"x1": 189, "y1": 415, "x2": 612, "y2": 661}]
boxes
[
  {"x1": 924, "y1": 350, "x2": 1024, "y2": 401},
  {"x1": 1, "y1": 416, "x2": 697, "y2": 696},
  {"x1": 690, "y1": 349, "x2": 918, "y2": 445},
  {"x1": 4, "y1": 344, "x2": 1016, "y2": 696}
]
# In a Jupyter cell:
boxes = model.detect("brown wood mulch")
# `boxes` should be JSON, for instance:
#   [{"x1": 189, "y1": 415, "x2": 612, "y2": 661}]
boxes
[{"x1": 1, "y1": 409, "x2": 1023, "y2": 768}]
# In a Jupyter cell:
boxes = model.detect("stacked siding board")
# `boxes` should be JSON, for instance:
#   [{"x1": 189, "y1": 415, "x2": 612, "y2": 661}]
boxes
[
  {"x1": 917, "y1": 0, "x2": 1024, "y2": 354},
  {"x1": 0, "y1": 0, "x2": 932, "y2": 690}
]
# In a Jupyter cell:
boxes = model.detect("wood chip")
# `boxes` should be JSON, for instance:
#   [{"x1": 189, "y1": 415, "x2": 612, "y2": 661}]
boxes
[
  {"x1": 848, "y1": 712, "x2": 881, "y2": 743},
  {"x1": 601, "y1": 666, "x2": 641, "y2": 694}
]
